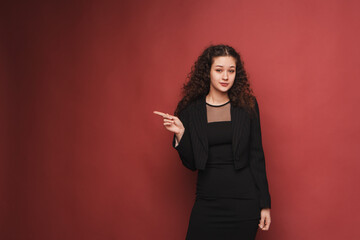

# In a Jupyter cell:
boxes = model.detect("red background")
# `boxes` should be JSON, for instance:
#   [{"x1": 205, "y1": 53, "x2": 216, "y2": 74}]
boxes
[{"x1": 2, "y1": 0, "x2": 360, "y2": 239}]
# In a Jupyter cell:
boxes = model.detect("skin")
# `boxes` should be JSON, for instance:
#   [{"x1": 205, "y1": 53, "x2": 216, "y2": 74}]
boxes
[
  {"x1": 153, "y1": 56, "x2": 271, "y2": 231},
  {"x1": 206, "y1": 56, "x2": 236, "y2": 105}
]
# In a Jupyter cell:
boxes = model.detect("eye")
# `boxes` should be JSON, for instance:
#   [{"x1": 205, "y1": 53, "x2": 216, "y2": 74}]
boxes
[
  {"x1": 216, "y1": 69, "x2": 222, "y2": 72},
  {"x1": 229, "y1": 70, "x2": 235, "y2": 73}
]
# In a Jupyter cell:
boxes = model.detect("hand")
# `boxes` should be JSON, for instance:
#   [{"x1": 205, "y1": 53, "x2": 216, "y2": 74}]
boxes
[
  {"x1": 153, "y1": 111, "x2": 185, "y2": 135},
  {"x1": 258, "y1": 208, "x2": 271, "y2": 231}
]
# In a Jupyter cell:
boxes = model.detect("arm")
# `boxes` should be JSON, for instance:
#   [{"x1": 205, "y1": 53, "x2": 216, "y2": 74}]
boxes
[
  {"x1": 172, "y1": 108, "x2": 196, "y2": 171},
  {"x1": 174, "y1": 131, "x2": 183, "y2": 148},
  {"x1": 248, "y1": 98, "x2": 271, "y2": 209}
]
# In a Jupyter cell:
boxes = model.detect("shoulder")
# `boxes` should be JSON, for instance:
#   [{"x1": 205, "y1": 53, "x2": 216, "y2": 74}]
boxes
[
  {"x1": 251, "y1": 97, "x2": 261, "y2": 119},
  {"x1": 177, "y1": 103, "x2": 192, "y2": 121},
  {"x1": 233, "y1": 96, "x2": 259, "y2": 119},
  {"x1": 179, "y1": 99, "x2": 197, "y2": 115},
  {"x1": 254, "y1": 96, "x2": 259, "y2": 107}
]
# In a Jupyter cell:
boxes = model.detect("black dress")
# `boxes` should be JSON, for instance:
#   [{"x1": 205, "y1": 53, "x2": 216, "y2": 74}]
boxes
[{"x1": 185, "y1": 100, "x2": 260, "y2": 240}]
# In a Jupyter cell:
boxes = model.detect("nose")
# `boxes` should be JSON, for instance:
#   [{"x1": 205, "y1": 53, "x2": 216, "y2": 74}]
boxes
[{"x1": 223, "y1": 71, "x2": 228, "y2": 80}]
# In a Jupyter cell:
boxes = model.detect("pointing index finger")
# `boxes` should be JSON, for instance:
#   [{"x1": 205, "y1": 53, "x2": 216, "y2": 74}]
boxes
[
  {"x1": 153, "y1": 111, "x2": 166, "y2": 117},
  {"x1": 153, "y1": 111, "x2": 174, "y2": 119}
]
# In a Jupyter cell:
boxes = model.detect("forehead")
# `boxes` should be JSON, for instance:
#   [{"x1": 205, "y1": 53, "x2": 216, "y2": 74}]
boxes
[{"x1": 212, "y1": 56, "x2": 236, "y2": 67}]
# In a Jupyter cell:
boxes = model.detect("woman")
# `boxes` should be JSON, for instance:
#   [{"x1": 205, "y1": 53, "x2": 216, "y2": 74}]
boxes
[{"x1": 154, "y1": 44, "x2": 271, "y2": 239}]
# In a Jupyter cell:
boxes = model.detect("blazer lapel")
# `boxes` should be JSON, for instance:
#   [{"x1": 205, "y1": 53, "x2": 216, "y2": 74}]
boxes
[
  {"x1": 231, "y1": 103, "x2": 247, "y2": 158},
  {"x1": 192, "y1": 96, "x2": 208, "y2": 153}
]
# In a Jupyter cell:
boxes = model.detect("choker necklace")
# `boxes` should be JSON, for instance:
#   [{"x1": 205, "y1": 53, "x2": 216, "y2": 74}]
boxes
[{"x1": 206, "y1": 100, "x2": 230, "y2": 107}]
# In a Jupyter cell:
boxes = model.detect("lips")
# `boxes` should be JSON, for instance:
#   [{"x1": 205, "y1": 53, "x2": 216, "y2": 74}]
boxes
[{"x1": 220, "y1": 83, "x2": 228, "y2": 87}]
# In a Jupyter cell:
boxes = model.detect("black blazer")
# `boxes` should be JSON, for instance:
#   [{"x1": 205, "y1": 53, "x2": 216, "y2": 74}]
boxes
[{"x1": 172, "y1": 95, "x2": 271, "y2": 209}]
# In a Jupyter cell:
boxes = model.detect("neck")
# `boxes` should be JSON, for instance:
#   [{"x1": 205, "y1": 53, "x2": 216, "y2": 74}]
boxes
[{"x1": 206, "y1": 89, "x2": 229, "y2": 105}]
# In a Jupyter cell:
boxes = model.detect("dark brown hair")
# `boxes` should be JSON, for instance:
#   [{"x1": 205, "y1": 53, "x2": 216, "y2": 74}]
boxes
[{"x1": 174, "y1": 44, "x2": 257, "y2": 117}]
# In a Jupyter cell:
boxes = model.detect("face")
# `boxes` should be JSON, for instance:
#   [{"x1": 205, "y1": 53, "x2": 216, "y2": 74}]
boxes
[{"x1": 209, "y1": 56, "x2": 236, "y2": 93}]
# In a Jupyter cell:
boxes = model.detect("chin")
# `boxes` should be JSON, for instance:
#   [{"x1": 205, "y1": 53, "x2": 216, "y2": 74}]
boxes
[{"x1": 218, "y1": 89, "x2": 229, "y2": 93}]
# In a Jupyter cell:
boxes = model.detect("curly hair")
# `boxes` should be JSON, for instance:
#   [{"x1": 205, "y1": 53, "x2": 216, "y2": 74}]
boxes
[{"x1": 174, "y1": 44, "x2": 257, "y2": 118}]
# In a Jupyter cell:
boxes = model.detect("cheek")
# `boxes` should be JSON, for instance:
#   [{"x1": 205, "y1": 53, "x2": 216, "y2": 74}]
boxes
[{"x1": 210, "y1": 73, "x2": 220, "y2": 82}]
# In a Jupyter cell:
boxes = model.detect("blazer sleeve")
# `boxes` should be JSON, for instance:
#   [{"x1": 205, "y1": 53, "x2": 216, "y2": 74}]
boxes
[
  {"x1": 172, "y1": 108, "x2": 196, "y2": 171},
  {"x1": 248, "y1": 98, "x2": 271, "y2": 209}
]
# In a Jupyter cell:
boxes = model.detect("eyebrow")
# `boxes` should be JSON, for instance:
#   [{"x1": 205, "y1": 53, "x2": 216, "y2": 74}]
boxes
[{"x1": 215, "y1": 65, "x2": 235, "y2": 68}]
